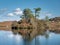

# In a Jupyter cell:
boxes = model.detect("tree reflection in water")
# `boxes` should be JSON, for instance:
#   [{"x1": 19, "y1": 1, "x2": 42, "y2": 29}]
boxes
[
  {"x1": 12, "y1": 28, "x2": 50, "y2": 45},
  {"x1": 35, "y1": 36, "x2": 40, "y2": 45},
  {"x1": 45, "y1": 30, "x2": 50, "y2": 45}
]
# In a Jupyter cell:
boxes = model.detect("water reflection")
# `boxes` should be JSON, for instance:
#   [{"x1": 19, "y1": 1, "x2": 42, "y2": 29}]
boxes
[
  {"x1": 0, "y1": 30, "x2": 60, "y2": 45},
  {"x1": 0, "y1": 31, "x2": 24, "y2": 45},
  {"x1": 44, "y1": 30, "x2": 50, "y2": 45}
]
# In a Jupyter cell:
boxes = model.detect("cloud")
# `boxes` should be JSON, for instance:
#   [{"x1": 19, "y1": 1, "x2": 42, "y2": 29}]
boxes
[
  {"x1": 7, "y1": 13, "x2": 14, "y2": 16},
  {"x1": 41, "y1": 11, "x2": 52, "y2": 16},
  {"x1": 39, "y1": 11, "x2": 52, "y2": 19},
  {"x1": 45, "y1": 13, "x2": 52, "y2": 16},
  {"x1": 14, "y1": 8, "x2": 23, "y2": 15},
  {"x1": 7, "y1": 8, "x2": 23, "y2": 17}
]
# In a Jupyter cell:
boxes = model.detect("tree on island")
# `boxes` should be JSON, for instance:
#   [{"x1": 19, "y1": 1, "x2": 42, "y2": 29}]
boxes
[
  {"x1": 34, "y1": 8, "x2": 41, "y2": 19},
  {"x1": 20, "y1": 8, "x2": 34, "y2": 20},
  {"x1": 20, "y1": 8, "x2": 41, "y2": 21}
]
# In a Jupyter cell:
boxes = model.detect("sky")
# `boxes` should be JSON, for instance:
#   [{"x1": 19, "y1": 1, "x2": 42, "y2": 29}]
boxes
[{"x1": 0, "y1": 0, "x2": 60, "y2": 22}]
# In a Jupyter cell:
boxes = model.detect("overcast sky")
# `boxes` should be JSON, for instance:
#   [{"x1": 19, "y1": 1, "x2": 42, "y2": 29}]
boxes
[{"x1": 0, "y1": 0, "x2": 60, "y2": 22}]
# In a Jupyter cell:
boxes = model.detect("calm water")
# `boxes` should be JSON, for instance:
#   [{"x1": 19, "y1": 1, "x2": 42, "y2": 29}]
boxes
[{"x1": 0, "y1": 30, "x2": 60, "y2": 45}]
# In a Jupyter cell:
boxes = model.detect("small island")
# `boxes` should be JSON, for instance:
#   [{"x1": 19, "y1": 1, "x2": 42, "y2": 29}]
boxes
[{"x1": 0, "y1": 8, "x2": 60, "y2": 41}]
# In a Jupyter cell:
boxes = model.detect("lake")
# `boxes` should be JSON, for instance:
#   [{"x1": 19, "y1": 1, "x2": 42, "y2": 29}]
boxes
[{"x1": 0, "y1": 30, "x2": 60, "y2": 45}]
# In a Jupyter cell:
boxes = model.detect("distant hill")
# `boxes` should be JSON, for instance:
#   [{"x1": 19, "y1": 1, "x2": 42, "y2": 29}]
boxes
[
  {"x1": 49, "y1": 17, "x2": 60, "y2": 22},
  {"x1": 0, "y1": 21, "x2": 13, "y2": 30}
]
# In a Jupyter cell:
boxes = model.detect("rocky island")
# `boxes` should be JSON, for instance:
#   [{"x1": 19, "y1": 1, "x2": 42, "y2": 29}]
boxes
[{"x1": 0, "y1": 8, "x2": 60, "y2": 41}]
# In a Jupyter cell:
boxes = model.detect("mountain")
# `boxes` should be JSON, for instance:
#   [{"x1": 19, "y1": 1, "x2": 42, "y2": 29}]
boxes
[{"x1": 0, "y1": 21, "x2": 13, "y2": 30}]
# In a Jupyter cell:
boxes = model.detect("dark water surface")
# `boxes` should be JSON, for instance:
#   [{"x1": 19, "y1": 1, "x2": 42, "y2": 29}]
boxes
[{"x1": 0, "y1": 30, "x2": 60, "y2": 45}]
